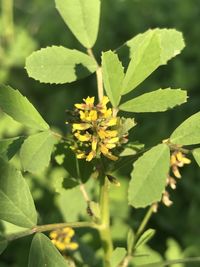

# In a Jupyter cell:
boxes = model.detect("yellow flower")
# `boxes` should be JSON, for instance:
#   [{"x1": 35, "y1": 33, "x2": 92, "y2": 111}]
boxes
[
  {"x1": 72, "y1": 123, "x2": 91, "y2": 131},
  {"x1": 170, "y1": 150, "x2": 191, "y2": 179},
  {"x1": 49, "y1": 227, "x2": 78, "y2": 252},
  {"x1": 68, "y1": 96, "x2": 129, "y2": 162}
]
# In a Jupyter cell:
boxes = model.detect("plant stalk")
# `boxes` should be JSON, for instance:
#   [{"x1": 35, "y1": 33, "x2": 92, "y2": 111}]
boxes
[
  {"x1": 99, "y1": 175, "x2": 113, "y2": 267},
  {"x1": 5, "y1": 221, "x2": 97, "y2": 242}
]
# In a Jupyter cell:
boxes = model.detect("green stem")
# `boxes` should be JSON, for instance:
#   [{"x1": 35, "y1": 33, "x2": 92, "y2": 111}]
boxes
[
  {"x1": 5, "y1": 221, "x2": 97, "y2": 242},
  {"x1": 135, "y1": 205, "x2": 154, "y2": 240},
  {"x1": 99, "y1": 175, "x2": 113, "y2": 267},
  {"x1": 1, "y1": 0, "x2": 14, "y2": 45}
]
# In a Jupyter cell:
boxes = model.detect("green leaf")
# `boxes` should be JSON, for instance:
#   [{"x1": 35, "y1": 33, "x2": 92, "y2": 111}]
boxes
[
  {"x1": 102, "y1": 51, "x2": 124, "y2": 107},
  {"x1": 26, "y1": 46, "x2": 97, "y2": 84},
  {"x1": 110, "y1": 247, "x2": 127, "y2": 267},
  {"x1": 0, "y1": 137, "x2": 24, "y2": 160},
  {"x1": 165, "y1": 239, "x2": 184, "y2": 267},
  {"x1": 135, "y1": 257, "x2": 200, "y2": 267},
  {"x1": 120, "y1": 142, "x2": 144, "y2": 157},
  {"x1": 28, "y1": 233, "x2": 68, "y2": 267},
  {"x1": 0, "y1": 85, "x2": 49, "y2": 131},
  {"x1": 122, "y1": 29, "x2": 185, "y2": 94},
  {"x1": 128, "y1": 144, "x2": 170, "y2": 208},
  {"x1": 170, "y1": 112, "x2": 200, "y2": 145},
  {"x1": 135, "y1": 229, "x2": 156, "y2": 249},
  {"x1": 120, "y1": 89, "x2": 187, "y2": 112},
  {"x1": 57, "y1": 145, "x2": 93, "y2": 183},
  {"x1": 0, "y1": 158, "x2": 37, "y2": 228},
  {"x1": 193, "y1": 148, "x2": 200, "y2": 167},
  {"x1": 20, "y1": 131, "x2": 57, "y2": 173},
  {"x1": 0, "y1": 237, "x2": 8, "y2": 255},
  {"x1": 55, "y1": 0, "x2": 100, "y2": 48}
]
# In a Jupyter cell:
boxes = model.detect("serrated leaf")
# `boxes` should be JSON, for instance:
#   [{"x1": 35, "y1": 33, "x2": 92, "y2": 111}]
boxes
[
  {"x1": 120, "y1": 89, "x2": 187, "y2": 112},
  {"x1": 192, "y1": 148, "x2": 200, "y2": 167},
  {"x1": 170, "y1": 112, "x2": 200, "y2": 145},
  {"x1": 28, "y1": 233, "x2": 68, "y2": 267},
  {"x1": 0, "y1": 85, "x2": 49, "y2": 130},
  {"x1": 55, "y1": 0, "x2": 100, "y2": 48},
  {"x1": 26, "y1": 46, "x2": 97, "y2": 84},
  {"x1": 110, "y1": 247, "x2": 127, "y2": 267},
  {"x1": 128, "y1": 144, "x2": 170, "y2": 208},
  {"x1": 102, "y1": 51, "x2": 124, "y2": 107},
  {"x1": 0, "y1": 137, "x2": 24, "y2": 160},
  {"x1": 135, "y1": 229, "x2": 156, "y2": 249},
  {"x1": 122, "y1": 29, "x2": 185, "y2": 94},
  {"x1": 20, "y1": 131, "x2": 57, "y2": 173},
  {"x1": 0, "y1": 158, "x2": 37, "y2": 228}
]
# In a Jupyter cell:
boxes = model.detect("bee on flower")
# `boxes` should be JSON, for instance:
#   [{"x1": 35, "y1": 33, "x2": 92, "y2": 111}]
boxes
[
  {"x1": 49, "y1": 227, "x2": 78, "y2": 252},
  {"x1": 67, "y1": 96, "x2": 128, "y2": 162}
]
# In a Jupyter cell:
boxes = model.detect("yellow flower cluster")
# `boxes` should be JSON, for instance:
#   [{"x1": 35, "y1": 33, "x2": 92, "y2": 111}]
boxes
[
  {"x1": 162, "y1": 150, "x2": 191, "y2": 207},
  {"x1": 49, "y1": 227, "x2": 78, "y2": 251},
  {"x1": 71, "y1": 96, "x2": 122, "y2": 161}
]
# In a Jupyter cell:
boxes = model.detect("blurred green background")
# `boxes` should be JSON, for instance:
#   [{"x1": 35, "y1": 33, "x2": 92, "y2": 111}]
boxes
[{"x1": 0, "y1": 0, "x2": 200, "y2": 266}]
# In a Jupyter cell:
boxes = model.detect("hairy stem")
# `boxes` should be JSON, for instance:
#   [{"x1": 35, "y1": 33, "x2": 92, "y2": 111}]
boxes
[
  {"x1": 99, "y1": 175, "x2": 113, "y2": 267},
  {"x1": 87, "y1": 48, "x2": 104, "y2": 101},
  {"x1": 135, "y1": 205, "x2": 154, "y2": 240},
  {"x1": 5, "y1": 221, "x2": 97, "y2": 242}
]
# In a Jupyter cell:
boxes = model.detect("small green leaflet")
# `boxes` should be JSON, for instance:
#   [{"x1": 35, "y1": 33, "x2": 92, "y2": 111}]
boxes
[
  {"x1": 28, "y1": 233, "x2": 68, "y2": 267},
  {"x1": 102, "y1": 51, "x2": 124, "y2": 107},
  {"x1": 127, "y1": 228, "x2": 135, "y2": 254},
  {"x1": 20, "y1": 131, "x2": 57, "y2": 173},
  {"x1": 56, "y1": 185, "x2": 87, "y2": 222},
  {"x1": 0, "y1": 85, "x2": 49, "y2": 131},
  {"x1": 110, "y1": 247, "x2": 127, "y2": 267},
  {"x1": 0, "y1": 158, "x2": 37, "y2": 228},
  {"x1": 170, "y1": 112, "x2": 200, "y2": 145},
  {"x1": 192, "y1": 148, "x2": 200, "y2": 167},
  {"x1": 121, "y1": 29, "x2": 185, "y2": 94},
  {"x1": 135, "y1": 229, "x2": 156, "y2": 249},
  {"x1": 55, "y1": 0, "x2": 100, "y2": 48},
  {"x1": 128, "y1": 144, "x2": 170, "y2": 208},
  {"x1": 119, "y1": 89, "x2": 187, "y2": 112},
  {"x1": 26, "y1": 46, "x2": 97, "y2": 84}
]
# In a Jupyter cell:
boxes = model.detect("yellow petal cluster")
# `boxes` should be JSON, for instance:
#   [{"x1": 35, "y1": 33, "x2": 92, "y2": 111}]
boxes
[
  {"x1": 71, "y1": 96, "x2": 122, "y2": 161},
  {"x1": 49, "y1": 227, "x2": 78, "y2": 251}
]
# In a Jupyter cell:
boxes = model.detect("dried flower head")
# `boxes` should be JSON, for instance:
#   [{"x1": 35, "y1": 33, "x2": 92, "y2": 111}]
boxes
[
  {"x1": 161, "y1": 149, "x2": 191, "y2": 208},
  {"x1": 69, "y1": 96, "x2": 127, "y2": 162},
  {"x1": 49, "y1": 227, "x2": 78, "y2": 251}
]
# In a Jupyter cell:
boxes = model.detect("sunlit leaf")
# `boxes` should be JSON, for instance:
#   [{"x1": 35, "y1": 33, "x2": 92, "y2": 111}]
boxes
[
  {"x1": 121, "y1": 29, "x2": 185, "y2": 94},
  {"x1": 128, "y1": 144, "x2": 170, "y2": 208},
  {"x1": 55, "y1": 0, "x2": 100, "y2": 48},
  {"x1": 0, "y1": 85, "x2": 49, "y2": 131},
  {"x1": 135, "y1": 229, "x2": 156, "y2": 249},
  {"x1": 120, "y1": 89, "x2": 187, "y2": 112},
  {"x1": 0, "y1": 159, "x2": 37, "y2": 228},
  {"x1": 102, "y1": 51, "x2": 124, "y2": 107},
  {"x1": 28, "y1": 233, "x2": 68, "y2": 267},
  {"x1": 26, "y1": 46, "x2": 97, "y2": 84},
  {"x1": 170, "y1": 112, "x2": 200, "y2": 145},
  {"x1": 20, "y1": 131, "x2": 57, "y2": 173},
  {"x1": 193, "y1": 148, "x2": 200, "y2": 167},
  {"x1": 110, "y1": 247, "x2": 127, "y2": 267}
]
